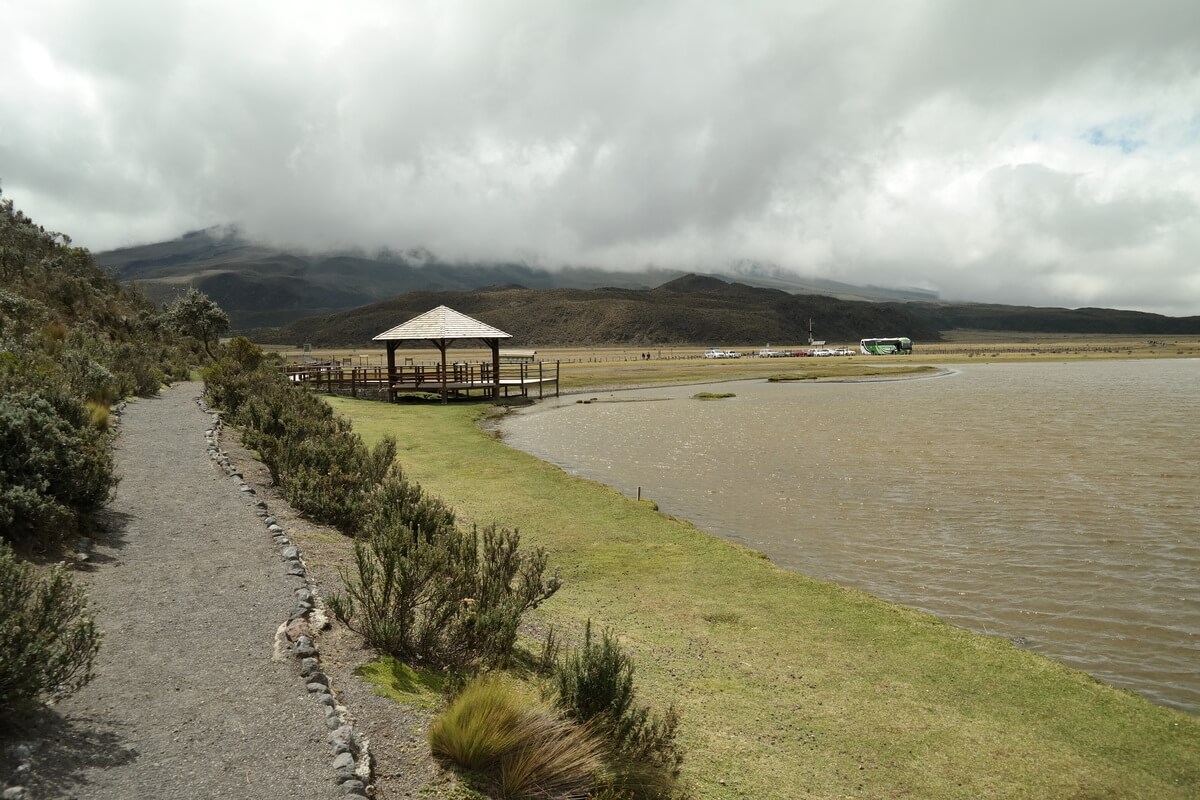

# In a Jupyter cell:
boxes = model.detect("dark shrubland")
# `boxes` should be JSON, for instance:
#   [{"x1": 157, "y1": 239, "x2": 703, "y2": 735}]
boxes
[
  {"x1": 204, "y1": 339, "x2": 399, "y2": 534},
  {"x1": 0, "y1": 186, "x2": 204, "y2": 712},
  {"x1": 0, "y1": 187, "x2": 200, "y2": 551},
  {"x1": 0, "y1": 388, "x2": 115, "y2": 548}
]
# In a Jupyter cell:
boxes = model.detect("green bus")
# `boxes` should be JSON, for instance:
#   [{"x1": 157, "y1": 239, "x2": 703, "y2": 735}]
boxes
[{"x1": 859, "y1": 337, "x2": 913, "y2": 355}]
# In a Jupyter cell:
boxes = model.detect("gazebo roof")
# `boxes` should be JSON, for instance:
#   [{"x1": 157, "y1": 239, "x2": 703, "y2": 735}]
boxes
[{"x1": 372, "y1": 305, "x2": 512, "y2": 341}]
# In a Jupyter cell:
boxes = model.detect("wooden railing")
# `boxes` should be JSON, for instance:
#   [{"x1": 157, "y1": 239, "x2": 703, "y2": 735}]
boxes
[{"x1": 284, "y1": 361, "x2": 560, "y2": 399}]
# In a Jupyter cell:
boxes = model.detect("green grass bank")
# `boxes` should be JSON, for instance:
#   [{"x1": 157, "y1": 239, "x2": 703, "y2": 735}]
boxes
[{"x1": 325, "y1": 395, "x2": 1199, "y2": 800}]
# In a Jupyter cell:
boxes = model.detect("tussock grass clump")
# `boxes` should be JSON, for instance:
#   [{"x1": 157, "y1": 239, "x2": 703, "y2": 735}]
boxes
[
  {"x1": 429, "y1": 676, "x2": 529, "y2": 769},
  {"x1": 430, "y1": 676, "x2": 605, "y2": 799},
  {"x1": 0, "y1": 541, "x2": 100, "y2": 714}
]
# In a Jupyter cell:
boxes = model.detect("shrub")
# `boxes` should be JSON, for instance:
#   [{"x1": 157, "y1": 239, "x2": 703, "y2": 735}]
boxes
[
  {"x1": 328, "y1": 520, "x2": 561, "y2": 672},
  {"x1": 554, "y1": 622, "x2": 686, "y2": 800},
  {"x1": 0, "y1": 541, "x2": 100, "y2": 712},
  {"x1": 205, "y1": 340, "x2": 562, "y2": 670},
  {"x1": 429, "y1": 676, "x2": 604, "y2": 800},
  {"x1": 0, "y1": 390, "x2": 116, "y2": 548},
  {"x1": 206, "y1": 349, "x2": 394, "y2": 534},
  {"x1": 363, "y1": 463, "x2": 456, "y2": 540},
  {"x1": 206, "y1": 350, "x2": 393, "y2": 534},
  {"x1": 460, "y1": 526, "x2": 561, "y2": 668}
]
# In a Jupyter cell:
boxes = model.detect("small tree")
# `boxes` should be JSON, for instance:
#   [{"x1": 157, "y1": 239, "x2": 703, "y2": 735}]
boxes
[{"x1": 166, "y1": 288, "x2": 229, "y2": 359}]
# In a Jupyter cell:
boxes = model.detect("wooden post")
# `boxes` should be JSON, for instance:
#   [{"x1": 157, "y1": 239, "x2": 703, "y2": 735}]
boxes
[
  {"x1": 386, "y1": 342, "x2": 397, "y2": 402},
  {"x1": 490, "y1": 338, "x2": 501, "y2": 401},
  {"x1": 538, "y1": 360, "x2": 543, "y2": 398},
  {"x1": 436, "y1": 338, "x2": 448, "y2": 404}
]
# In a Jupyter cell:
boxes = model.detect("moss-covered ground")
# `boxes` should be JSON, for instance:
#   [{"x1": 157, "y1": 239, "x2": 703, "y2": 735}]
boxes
[{"x1": 323, "y1": 391, "x2": 1200, "y2": 799}]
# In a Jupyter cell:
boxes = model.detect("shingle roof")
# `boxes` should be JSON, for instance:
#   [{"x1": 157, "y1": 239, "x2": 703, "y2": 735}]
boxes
[{"x1": 372, "y1": 305, "x2": 512, "y2": 341}]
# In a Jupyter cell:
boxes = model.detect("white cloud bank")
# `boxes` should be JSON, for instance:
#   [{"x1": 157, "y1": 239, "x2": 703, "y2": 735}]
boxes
[{"x1": 2, "y1": 0, "x2": 1199, "y2": 314}]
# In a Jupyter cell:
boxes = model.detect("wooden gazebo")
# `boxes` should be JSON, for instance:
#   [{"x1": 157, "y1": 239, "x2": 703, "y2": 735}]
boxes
[{"x1": 373, "y1": 306, "x2": 512, "y2": 403}]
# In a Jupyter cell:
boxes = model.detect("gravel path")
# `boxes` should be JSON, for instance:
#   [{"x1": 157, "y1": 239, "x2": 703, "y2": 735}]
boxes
[{"x1": 26, "y1": 384, "x2": 341, "y2": 800}]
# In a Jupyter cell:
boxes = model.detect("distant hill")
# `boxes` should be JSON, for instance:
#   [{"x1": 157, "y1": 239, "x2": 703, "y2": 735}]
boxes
[
  {"x1": 881, "y1": 301, "x2": 1200, "y2": 336},
  {"x1": 95, "y1": 228, "x2": 937, "y2": 331},
  {"x1": 97, "y1": 228, "x2": 1200, "y2": 341},
  {"x1": 255, "y1": 275, "x2": 943, "y2": 347}
]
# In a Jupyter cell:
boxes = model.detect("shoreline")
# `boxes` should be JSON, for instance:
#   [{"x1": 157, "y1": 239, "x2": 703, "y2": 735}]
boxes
[
  {"x1": 325, "y1": 390, "x2": 1200, "y2": 799},
  {"x1": 489, "y1": 359, "x2": 1200, "y2": 714}
]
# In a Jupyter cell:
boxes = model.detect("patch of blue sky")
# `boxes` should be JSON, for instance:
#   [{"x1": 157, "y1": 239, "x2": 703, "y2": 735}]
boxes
[
  {"x1": 1182, "y1": 115, "x2": 1200, "y2": 144},
  {"x1": 1082, "y1": 116, "x2": 1149, "y2": 154},
  {"x1": 1084, "y1": 126, "x2": 1145, "y2": 154}
]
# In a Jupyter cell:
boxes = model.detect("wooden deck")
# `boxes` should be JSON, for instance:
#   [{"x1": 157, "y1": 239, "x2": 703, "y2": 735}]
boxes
[{"x1": 285, "y1": 360, "x2": 559, "y2": 401}]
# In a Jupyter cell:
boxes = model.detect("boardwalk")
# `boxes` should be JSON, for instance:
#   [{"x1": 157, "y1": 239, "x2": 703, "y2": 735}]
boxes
[
  {"x1": 286, "y1": 360, "x2": 560, "y2": 400},
  {"x1": 26, "y1": 384, "x2": 338, "y2": 800}
]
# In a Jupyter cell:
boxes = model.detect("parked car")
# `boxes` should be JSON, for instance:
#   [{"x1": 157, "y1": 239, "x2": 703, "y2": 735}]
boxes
[
  {"x1": 831, "y1": 347, "x2": 855, "y2": 356},
  {"x1": 704, "y1": 348, "x2": 727, "y2": 359}
]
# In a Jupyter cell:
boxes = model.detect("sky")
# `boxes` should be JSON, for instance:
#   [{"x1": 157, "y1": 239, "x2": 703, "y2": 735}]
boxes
[{"x1": 3, "y1": 1, "x2": 1199, "y2": 315}]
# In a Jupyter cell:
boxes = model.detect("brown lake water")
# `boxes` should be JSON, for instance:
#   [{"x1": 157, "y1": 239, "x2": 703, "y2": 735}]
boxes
[{"x1": 499, "y1": 360, "x2": 1200, "y2": 713}]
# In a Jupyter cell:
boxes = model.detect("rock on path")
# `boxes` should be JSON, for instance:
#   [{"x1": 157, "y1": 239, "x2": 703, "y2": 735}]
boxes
[{"x1": 26, "y1": 384, "x2": 340, "y2": 800}]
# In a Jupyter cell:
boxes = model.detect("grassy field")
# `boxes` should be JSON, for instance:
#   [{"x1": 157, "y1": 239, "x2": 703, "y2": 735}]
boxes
[
  {"x1": 323, "y1": 389, "x2": 1200, "y2": 800},
  {"x1": 267, "y1": 335, "x2": 1200, "y2": 393}
]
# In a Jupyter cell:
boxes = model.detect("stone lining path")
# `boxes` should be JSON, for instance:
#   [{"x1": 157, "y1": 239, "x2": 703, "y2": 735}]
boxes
[{"x1": 25, "y1": 384, "x2": 341, "y2": 799}]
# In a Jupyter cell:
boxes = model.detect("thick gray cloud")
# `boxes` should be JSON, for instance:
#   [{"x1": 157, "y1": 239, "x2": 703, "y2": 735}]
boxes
[{"x1": 2, "y1": 0, "x2": 1198, "y2": 314}]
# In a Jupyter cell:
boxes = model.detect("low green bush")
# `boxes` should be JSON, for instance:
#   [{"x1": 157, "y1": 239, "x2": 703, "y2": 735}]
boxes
[
  {"x1": 554, "y1": 622, "x2": 687, "y2": 800},
  {"x1": 205, "y1": 343, "x2": 396, "y2": 535},
  {"x1": 0, "y1": 389, "x2": 116, "y2": 547},
  {"x1": 364, "y1": 463, "x2": 456, "y2": 540},
  {"x1": 206, "y1": 339, "x2": 562, "y2": 671},
  {"x1": 328, "y1": 521, "x2": 561, "y2": 672},
  {"x1": 0, "y1": 541, "x2": 100, "y2": 713}
]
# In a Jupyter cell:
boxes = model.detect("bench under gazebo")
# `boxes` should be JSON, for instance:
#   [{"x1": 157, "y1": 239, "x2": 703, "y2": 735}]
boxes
[{"x1": 373, "y1": 305, "x2": 558, "y2": 403}]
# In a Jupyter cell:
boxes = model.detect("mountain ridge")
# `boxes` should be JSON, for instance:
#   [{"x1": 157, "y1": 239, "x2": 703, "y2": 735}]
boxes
[
  {"x1": 96, "y1": 229, "x2": 1200, "y2": 341},
  {"x1": 96, "y1": 227, "x2": 939, "y2": 331}
]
